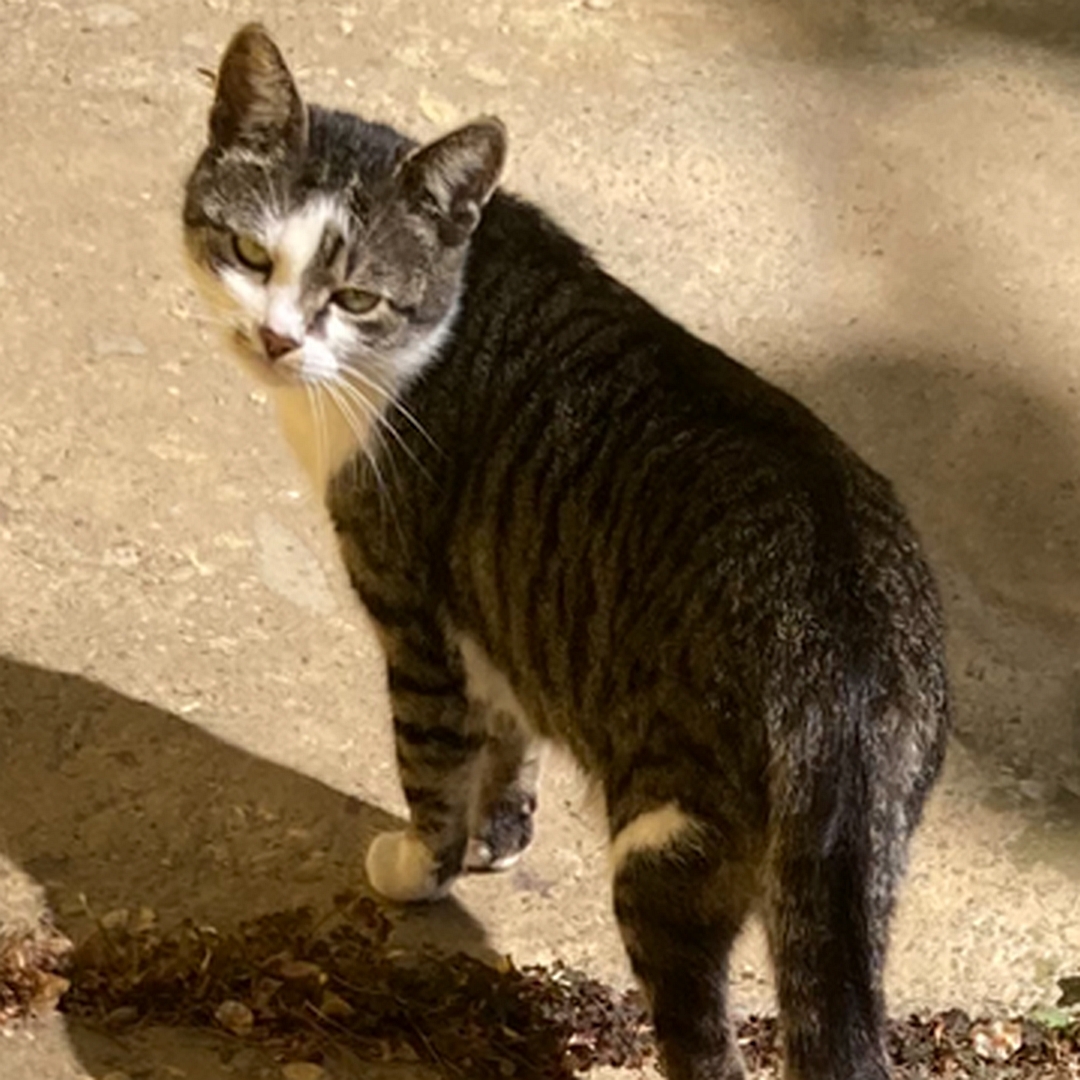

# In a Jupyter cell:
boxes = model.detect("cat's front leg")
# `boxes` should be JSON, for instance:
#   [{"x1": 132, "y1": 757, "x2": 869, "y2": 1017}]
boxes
[
  {"x1": 465, "y1": 706, "x2": 541, "y2": 872},
  {"x1": 365, "y1": 634, "x2": 484, "y2": 903}
]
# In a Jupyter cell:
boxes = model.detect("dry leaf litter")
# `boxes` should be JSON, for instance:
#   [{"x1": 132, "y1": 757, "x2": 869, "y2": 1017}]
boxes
[{"x1": 1, "y1": 895, "x2": 1078, "y2": 1078}]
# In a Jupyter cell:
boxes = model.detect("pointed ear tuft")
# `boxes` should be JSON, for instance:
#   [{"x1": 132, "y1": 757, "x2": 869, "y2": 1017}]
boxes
[
  {"x1": 398, "y1": 118, "x2": 507, "y2": 246},
  {"x1": 209, "y1": 23, "x2": 306, "y2": 155}
]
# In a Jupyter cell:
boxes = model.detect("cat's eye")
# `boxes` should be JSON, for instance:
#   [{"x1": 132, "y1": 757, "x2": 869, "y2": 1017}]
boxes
[
  {"x1": 332, "y1": 288, "x2": 382, "y2": 316},
  {"x1": 232, "y1": 234, "x2": 272, "y2": 274}
]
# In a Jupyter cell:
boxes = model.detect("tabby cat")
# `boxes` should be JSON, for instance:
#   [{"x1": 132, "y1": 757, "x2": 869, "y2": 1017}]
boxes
[{"x1": 183, "y1": 25, "x2": 949, "y2": 1080}]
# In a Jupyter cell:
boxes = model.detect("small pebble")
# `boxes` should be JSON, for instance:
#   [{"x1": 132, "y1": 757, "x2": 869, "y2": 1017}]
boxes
[
  {"x1": 1018, "y1": 778, "x2": 1050, "y2": 802},
  {"x1": 215, "y1": 999, "x2": 254, "y2": 1037},
  {"x1": 278, "y1": 960, "x2": 324, "y2": 982},
  {"x1": 319, "y1": 991, "x2": 354, "y2": 1018},
  {"x1": 466, "y1": 63, "x2": 509, "y2": 88},
  {"x1": 281, "y1": 1065, "x2": 325, "y2": 1080},
  {"x1": 971, "y1": 1019, "x2": 1023, "y2": 1062},
  {"x1": 292, "y1": 857, "x2": 326, "y2": 882},
  {"x1": 84, "y1": 4, "x2": 140, "y2": 28},
  {"x1": 90, "y1": 333, "x2": 147, "y2": 359},
  {"x1": 130, "y1": 906, "x2": 157, "y2": 934},
  {"x1": 99, "y1": 911, "x2": 130, "y2": 934},
  {"x1": 104, "y1": 1005, "x2": 139, "y2": 1028},
  {"x1": 417, "y1": 88, "x2": 458, "y2": 126}
]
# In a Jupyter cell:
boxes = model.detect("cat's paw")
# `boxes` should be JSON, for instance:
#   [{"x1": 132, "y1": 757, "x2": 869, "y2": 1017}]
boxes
[
  {"x1": 365, "y1": 831, "x2": 447, "y2": 903},
  {"x1": 465, "y1": 791, "x2": 536, "y2": 872},
  {"x1": 464, "y1": 837, "x2": 525, "y2": 872}
]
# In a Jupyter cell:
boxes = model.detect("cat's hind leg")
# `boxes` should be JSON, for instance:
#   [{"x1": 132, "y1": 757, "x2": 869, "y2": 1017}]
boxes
[
  {"x1": 610, "y1": 802, "x2": 756, "y2": 1080},
  {"x1": 465, "y1": 706, "x2": 542, "y2": 871}
]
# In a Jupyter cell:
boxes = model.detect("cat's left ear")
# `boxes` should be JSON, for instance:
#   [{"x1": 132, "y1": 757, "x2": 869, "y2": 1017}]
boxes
[
  {"x1": 209, "y1": 23, "x2": 307, "y2": 156},
  {"x1": 397, "y1": 118, "x2": 507, "y2": 246}
]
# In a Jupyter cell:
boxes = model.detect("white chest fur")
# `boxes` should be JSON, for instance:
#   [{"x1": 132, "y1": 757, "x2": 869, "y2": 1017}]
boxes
[
  {"x1": 272, "y1": 385, "x2": 367, "y2": 495},
  {"x1": 456, "y1": 633, "x2": 530, "y2": 727}
]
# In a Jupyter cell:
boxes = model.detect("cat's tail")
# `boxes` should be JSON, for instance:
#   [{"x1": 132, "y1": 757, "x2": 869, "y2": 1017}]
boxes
[{"x1": 762, "y1": 657, "x2": 946, "y2": 1080}]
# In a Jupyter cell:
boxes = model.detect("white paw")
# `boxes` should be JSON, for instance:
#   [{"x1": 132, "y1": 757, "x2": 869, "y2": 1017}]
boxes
[
  {"x1": 365, "y1": 830, "x2": 447, "y2": 903},
  {"x1": 464, "y1": 838, "x2": 524, "y2": 872}
]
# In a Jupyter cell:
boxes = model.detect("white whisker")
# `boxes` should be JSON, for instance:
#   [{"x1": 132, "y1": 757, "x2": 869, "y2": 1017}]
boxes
[
  {"x1": 340, "y1": 364, "x2": 439, "y2": 453},
  {"x1": 324, "y1": 379, "x2": 406, "y2": 545},
  {"x1": 329, "y1": 379, "x2": 397, "y2": 492},
  {"x1": 340, "y1": 376, "x2": 430, "y2": 490},
  {"x1": 309, "y1": 383, "x2": 328, "y2": 496},
  {"x1": 323, "y1": 379, "x2": 384, "y2": 488},
  {"x1": 338, "y1": 368, "x2": 433, "y2": 479},
  {"x1": 190, "y1": 312, "x2": 235, "y2": 331},
  {"x1": 333, "y1": 377, "x2": 410, "y2": 496}
]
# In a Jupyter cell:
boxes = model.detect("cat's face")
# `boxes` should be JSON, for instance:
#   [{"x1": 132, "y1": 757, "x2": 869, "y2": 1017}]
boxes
[{"x1": 183, "y1": 24, "x2": 505, "y2": 399}]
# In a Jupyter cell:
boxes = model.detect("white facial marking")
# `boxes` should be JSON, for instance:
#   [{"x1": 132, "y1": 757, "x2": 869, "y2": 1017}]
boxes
[
  {"x1": 270, "y1": 196, "x2": 342, "y2": 282},
  {"x1": 216, "y1": 196, "x2": 345, "y2": 341},
  {"x1": 264, "y1": 286, "x2": 306, "y2": 344},
  {"x1": 456, "y1": 634, "x2": 530, "y2": 727},
  {"x1": 609, "y1": 803, "x2": 702, "y2": 875},
  {"x1": 298, "y1": 336, "x2": 339, "y2": 382},
  {"x1": 263, "y1": 196, "x2": 347, "y2": 354},
  {"x1": 365, "y1": 829, "x2": 448, "y2": 902},
  {"x1": 206, "y1": 193, "x2": 461, "y2": 497},
  {"x1": 220, "y1": 264, "x2": 265, "y2": 317},
  {"x1": 397, "y1": 294, "x2": 459, "y2": 381}
]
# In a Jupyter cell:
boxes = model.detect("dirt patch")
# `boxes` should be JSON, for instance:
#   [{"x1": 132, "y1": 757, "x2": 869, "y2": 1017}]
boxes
[{"x1": 3, "y1": 899, "x2": 1079, "y2": 1079}]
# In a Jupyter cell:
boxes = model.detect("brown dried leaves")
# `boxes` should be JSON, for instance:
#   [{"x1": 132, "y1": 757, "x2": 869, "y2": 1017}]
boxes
[
  {"x1": 4, "y1": 898, "x2": 1080, "y2": 1079},
  {"x1": 0, "y1": 924, "x2": 72, "y2": 1024},
  {"x1": 59, "y1": 894, "x2": 653, "y2": 1078}
]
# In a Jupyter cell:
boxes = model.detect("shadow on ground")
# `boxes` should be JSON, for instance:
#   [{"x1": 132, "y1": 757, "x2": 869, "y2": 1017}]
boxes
[
  {"x1": 945, "y1": 0, "x2": 1080, "y2": 54},
  {"x1": 668, "y1": 0, "x2": 1080, "y2": 64},
  {"x1": 0, "y1": 656, "x2": 488, "y2": 1079},
  {"x1": 784, "y1": 352, "x2": 1080, "y2": 795}
]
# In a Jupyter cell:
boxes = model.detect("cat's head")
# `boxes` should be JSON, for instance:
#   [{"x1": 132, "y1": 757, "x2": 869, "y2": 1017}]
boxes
[{"x1": 183, "y1": 24, "x2": 505, "y2": 394}]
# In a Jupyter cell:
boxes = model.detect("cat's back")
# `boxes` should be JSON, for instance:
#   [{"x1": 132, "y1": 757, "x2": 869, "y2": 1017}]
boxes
[
  {"x1": 395, "y1": 194, "x2": 945, "y2": 722},
  {"x1": 453, "y1": 192, "x2": 866, "y2": 482},
  {"x1": 436, "y1": 193, "x2": 918, "y2": 595}
]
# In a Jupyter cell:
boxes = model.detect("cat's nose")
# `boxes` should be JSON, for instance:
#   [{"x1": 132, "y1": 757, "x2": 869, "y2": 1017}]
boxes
[{"x1": 259, "y1": 326, "x2": 301, "y2": 361}]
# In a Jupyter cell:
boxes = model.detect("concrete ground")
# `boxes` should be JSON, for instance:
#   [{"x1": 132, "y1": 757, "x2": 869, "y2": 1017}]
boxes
[{"x1": 2, "y1": 0, "x2": 1079, "y2": 1076}]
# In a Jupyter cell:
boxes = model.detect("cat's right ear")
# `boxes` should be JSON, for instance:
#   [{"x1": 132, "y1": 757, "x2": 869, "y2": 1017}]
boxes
[
  {"x1": 397, "y1": 119, "x2": 507, "y2": 246},
  {"x1": 208, "y1": 24, "x2": 306, "y2": 156}
]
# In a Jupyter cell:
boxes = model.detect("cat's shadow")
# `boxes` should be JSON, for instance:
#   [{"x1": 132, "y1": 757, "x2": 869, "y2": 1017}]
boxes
[
  {"x1": 688, "y1": 0, "x2": 1080, "y2": 62},
  {"x1": 782, "y1": 353, "x2": 1080, "y2": 793},
  {"x1": 0, "y1": 656, "x2": 490, "y2": 1077}
]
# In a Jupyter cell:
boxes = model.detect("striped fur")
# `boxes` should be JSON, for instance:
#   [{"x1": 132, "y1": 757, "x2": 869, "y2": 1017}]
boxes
[{"x1": 185, "y1": 26, "x2": 950, "y2": 1080}]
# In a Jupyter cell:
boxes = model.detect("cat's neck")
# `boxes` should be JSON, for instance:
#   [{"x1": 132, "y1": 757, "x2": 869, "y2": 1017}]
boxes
[
  {"x1": 272, "y1": 386, "x2": 366, "y2": 495},
  {"x1": 268, "y1": 196, "x2": 599, "y2": 500},
  {"x1": 269, "y1": 296, "x2": 460, "y2": 497}
]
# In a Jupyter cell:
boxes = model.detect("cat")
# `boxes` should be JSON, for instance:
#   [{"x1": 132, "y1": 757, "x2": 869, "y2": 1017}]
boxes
[{"x1": 183, "y1": 24, "x2": 950, "y2": 1080}]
